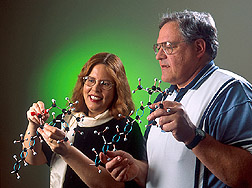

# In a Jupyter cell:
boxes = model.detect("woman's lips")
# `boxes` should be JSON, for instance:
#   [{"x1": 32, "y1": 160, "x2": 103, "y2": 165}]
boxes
[{"x1": 89, "y1": 95, "x2": 102, "y2": 102}]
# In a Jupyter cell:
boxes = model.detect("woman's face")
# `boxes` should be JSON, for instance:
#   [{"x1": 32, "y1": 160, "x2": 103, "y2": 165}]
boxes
[{"x1": 83, "y1": 64, "x2": 115, "y2": 117}]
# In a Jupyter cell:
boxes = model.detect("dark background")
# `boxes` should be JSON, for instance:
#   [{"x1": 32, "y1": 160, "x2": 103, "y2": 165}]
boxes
[{"x1": 1, "y1": 0, "x2": 252, "y2": 187}]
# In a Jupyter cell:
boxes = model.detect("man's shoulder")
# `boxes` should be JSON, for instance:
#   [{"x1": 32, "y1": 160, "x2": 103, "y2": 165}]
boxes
[
  {"x1": 214, "y1": 68, "x2": 250, "y2": 84},
  {"x1": 212, "y1": 69, "x2": 252, "y2": 99}
]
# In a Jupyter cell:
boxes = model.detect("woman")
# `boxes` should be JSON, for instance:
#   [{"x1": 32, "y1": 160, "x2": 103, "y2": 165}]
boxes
[{"x1": 24, "y1": 52, "x2": 146, "y2": 188}]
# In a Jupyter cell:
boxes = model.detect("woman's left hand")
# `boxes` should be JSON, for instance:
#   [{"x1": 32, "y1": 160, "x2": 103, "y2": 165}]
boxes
[{"x1": 37, "y1": 124, "x2": 70, "y2": 156}]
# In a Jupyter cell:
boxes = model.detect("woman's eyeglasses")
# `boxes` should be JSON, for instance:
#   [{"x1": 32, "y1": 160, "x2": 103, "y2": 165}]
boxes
[{"x1": 83, "y1": 76, "x2": 114, "y2": 90}]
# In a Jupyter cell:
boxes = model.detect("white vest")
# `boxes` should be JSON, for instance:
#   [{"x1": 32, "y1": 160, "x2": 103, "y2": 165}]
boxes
[{"x1": 146, "y1": 69, "x2": 239, "y2": 188}]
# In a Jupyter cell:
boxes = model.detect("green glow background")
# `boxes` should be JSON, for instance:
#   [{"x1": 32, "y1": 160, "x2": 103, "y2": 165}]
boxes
[
  {"x1": 1, "y1": 0, "x2": 252, "y2": 187},
  {"x1": 29, "y1": 23, "x2": 168, "y2": 131}
]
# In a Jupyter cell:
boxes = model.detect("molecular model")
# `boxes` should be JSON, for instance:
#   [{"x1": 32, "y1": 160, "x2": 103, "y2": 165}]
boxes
[
  {"x1": 11, "y1": 97, "x2": 82, "y2": 179},
  {"x1": 91, "y1": 111, "x2": 137, "y2": 173},
  {"x1": 132, "y1": 78, "x2": 172, "y2": 127},
  {"x1": 11, "y1": 97, "x2": 140, "y2": 177},
  {"x1": 11, "y1": 78, "x2": 169, "y2": 178}
]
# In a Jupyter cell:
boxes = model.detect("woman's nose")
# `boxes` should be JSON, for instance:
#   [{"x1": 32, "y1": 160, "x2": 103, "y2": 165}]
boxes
[{"x1": 91, "y1": 81, "x2": 102, "y2": 92}]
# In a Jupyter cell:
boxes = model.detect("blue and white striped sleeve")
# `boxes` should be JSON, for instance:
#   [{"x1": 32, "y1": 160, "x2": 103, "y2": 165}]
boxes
[{"x1": 206, "y1": 80, "x2": 252, "y2": 153}]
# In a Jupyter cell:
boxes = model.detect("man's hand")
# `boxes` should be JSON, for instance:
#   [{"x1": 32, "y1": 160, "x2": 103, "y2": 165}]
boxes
[
  {"x1": 148, "y1": 100, "x2": 196, "y2": 145},
  {"x1": 100, "y1": 150, "x2": 139, "y2": 182}
]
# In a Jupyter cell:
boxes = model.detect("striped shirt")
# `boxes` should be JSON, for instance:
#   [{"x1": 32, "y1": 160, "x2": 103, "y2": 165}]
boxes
[{"x1": 145, "y1": 61, "x2": 252, "y2": 188}]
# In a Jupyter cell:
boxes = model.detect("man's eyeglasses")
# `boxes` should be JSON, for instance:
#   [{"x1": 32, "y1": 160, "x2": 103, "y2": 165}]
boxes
[
  {"x1": 153, "y1": 41, "x2": 186, "y2": 55},
  {"x1": 83, "y1": 76, "x2": 114, "y2": 90}
]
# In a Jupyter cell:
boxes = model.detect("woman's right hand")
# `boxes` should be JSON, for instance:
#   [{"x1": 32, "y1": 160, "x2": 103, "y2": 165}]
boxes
[{"x1": 27, "y1": 101, "x2": 50, "y2": 127}]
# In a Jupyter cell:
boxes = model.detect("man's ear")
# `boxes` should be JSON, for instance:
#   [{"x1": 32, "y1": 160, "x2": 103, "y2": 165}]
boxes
[{"x1": 194, "y1": 38, "x2": 206, "y2": 58}]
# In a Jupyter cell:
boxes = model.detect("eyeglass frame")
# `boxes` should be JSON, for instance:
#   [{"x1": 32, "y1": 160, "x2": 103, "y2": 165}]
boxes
[
  {"x1": 153, "y1": 40, "x2": 187, "y2": 56},
  {"x1": 82, "y1": 76, "x2": 115, "y2": 90}
]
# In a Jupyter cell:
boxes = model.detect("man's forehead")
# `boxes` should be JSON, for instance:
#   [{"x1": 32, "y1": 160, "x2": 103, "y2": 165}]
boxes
[{"x1": 157, "y1": 21, "x2": 182, "y2": 43}]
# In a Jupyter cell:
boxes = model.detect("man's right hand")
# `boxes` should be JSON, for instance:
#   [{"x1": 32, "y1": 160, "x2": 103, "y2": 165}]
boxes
[{"x1": 100, "y1": 150, "x2": 139, "y2": 182}]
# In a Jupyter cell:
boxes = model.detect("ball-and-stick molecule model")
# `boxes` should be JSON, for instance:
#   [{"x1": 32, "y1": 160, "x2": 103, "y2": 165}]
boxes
[
  {"x1": 11, "y1": 97, "x2": 81, "y2": 179},
  {"x1": 11, "y1": 77, "x2": 170, "y2": 179}
]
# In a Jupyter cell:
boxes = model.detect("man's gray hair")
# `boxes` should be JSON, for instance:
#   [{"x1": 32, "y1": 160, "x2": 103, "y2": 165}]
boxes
[{"x1": 160, "y1": 10, "x2": 219, "y2": 60}]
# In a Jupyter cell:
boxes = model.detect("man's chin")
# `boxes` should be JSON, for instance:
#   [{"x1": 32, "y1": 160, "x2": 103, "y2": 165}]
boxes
[{"x1": 161, "y1": 75, "x2": 171, "y2": 83}]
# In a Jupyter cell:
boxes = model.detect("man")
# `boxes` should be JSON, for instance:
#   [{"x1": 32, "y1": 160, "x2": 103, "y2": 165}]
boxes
[{"x1": 100, "y1": 10, "x2": 252, "y2": 187}]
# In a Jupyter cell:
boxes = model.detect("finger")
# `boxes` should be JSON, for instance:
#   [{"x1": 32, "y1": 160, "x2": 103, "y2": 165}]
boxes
[
  {"x1": 32, "y1": 102, "x2": 43, "y2": 115},
  {"x1": 29, "y1": 103, "x2": 45, "y2": 125},
  {"x1": 148, "y1": 101, "x2": 160, "y2": 110},
  {"x1": 160, "y1": 119, "x2": 175, "y2": 132},
  {"x1": 38, "y1": 126, "x2": 63, "y2": 144},
  {"x1": 99, "y1": 152, "x2": 109, "y2": 164},
  {"x1": 147, "y1": 107, "x2": 171, "y2": 121},
  {"x1": 148, "y1": 100, "x2": 176, "y2": 109},
  {"x1": 37, "y1": 127, "x2": 50, "y2": 142},
  {"x1": 43, "y1": 124, "x2": 65, "y2": 140},
  {"x1": 110, "y1": 158, "x2": 129, "y2": 179},
  {"x1": 106, "y1": 155, "x2": 124, "y2": 173},
  {"x1": 116, "y1": 165, "x2": 130, "y2": 182},
  {"x1": 37, "y1": 127, "x2": 59, "y2": 151},
  {"x1": 114, "y1": 169, "x2": 130, "y2": 182},
  {"x1": 37, "y1": 101, "x2": 50, "y2": 121},
  {"x1": 37, "y1": 101, "x2": 50, "y2": 122},
  {"x1": 147, "y1": 102, "x2": 178, "y2": 121},
  {"x1": 27, "y1": 107, "x2": 41, "y2": 124},
  {"x1": 32, "y1": 101, "x2": 47, "y2": 116},
  {"x1": 105, "y1": 150, "x2": 120, "y2": 158},
  {"x1": 37, "y1": 101, "x2": 45, "y2": 113},
  {"x1": 101, "y1": 150, "x2": 127, "y2": 167},
  {"x1": 158, "y1": 111, "x2": 175, "y2": 126}
]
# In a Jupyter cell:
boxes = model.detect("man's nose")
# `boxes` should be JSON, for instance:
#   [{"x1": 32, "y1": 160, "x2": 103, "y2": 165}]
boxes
[{"x1": 156, "y1": 47, "x2": 167, "y2": 60}]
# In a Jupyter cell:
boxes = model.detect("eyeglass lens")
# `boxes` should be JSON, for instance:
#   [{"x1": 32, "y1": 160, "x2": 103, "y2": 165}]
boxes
[
  {"x1": 84, "y1": 76, "x2": 113, "y2": 90},
  {"x1": 154, "y1": 42, "x2": 173, "y2": 55}
]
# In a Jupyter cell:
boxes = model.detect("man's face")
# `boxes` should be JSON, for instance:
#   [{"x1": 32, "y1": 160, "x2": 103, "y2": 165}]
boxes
[{"x1": 156, "y1": 21, "x2": 199, "y2": 89}]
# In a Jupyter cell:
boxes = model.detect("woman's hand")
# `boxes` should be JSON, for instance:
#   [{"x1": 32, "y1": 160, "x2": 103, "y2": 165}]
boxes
[
  {"x1": 27, "y1": 101, "x2": 50, "y2": 127},
  {"x1": 23, "y1": 101, "x2": 50, "y2": 165},
  {"x1": 37, "y1": 124, "x2": 70, "y2": 156}
]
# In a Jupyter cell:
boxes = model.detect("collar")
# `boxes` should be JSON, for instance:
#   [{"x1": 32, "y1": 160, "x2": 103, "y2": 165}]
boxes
[
  {"x1": 71, "y1": 110, "x2": 114, "y2": 128},
  {"x1": 169, "y1": 61, "x2": 218, "y2": 102}
]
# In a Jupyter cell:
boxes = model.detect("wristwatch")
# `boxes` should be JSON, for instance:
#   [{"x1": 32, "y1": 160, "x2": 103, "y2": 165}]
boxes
[{"x1": 186, "y1": 128, "x2": 206, "y2": 150}]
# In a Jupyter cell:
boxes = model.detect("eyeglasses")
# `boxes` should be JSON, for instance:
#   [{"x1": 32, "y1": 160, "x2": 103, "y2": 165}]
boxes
[
  {"x1": 83, "y1": 76, "x2": 114, "y2": 90},
  {"x1": 153, "y1": 41, "x2": 186, "y2": 55}
]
